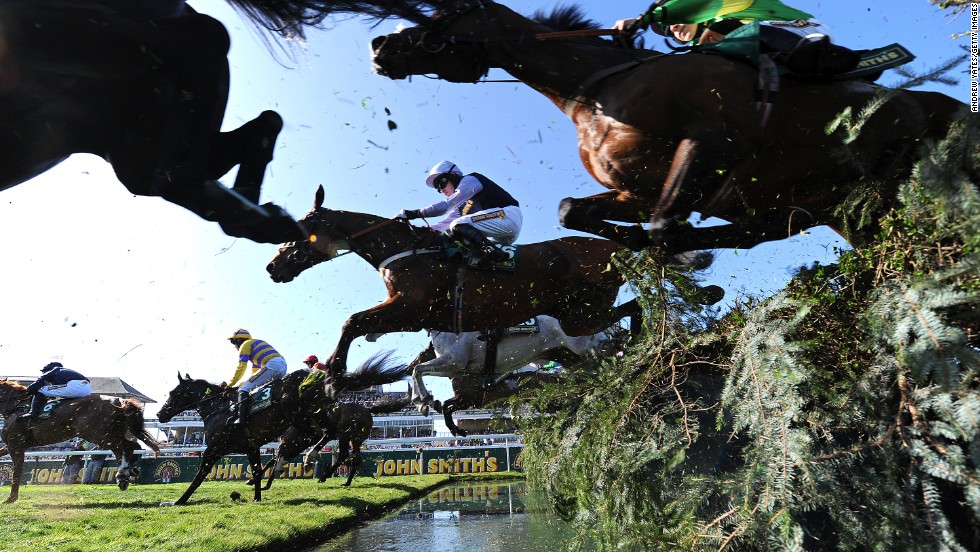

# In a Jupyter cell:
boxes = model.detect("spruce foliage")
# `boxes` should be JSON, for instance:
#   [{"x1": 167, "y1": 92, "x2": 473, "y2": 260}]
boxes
[{"x1": 518, "y1": 115, "x2": 980, "y2": 550}]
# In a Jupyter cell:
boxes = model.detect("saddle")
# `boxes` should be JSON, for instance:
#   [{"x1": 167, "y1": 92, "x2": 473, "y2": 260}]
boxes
[
  {"x1": 699, "y1": 21, "x2": 913, "y2": 82},
  {"x1": 234, "y1": 379, "x2": 281, "y2": 415},
  {"x1": 441, "y1": 236, "x2": 518, "y2": 271}
]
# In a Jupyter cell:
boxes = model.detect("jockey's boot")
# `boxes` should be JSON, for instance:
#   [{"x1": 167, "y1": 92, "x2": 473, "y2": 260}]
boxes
[
  {"x1": 235, "y1": 390, "x2": 251, "y2": 427},
  {"x1": 450, "y1": 224, "x2": 508, "y2": 268},
  {"x1": 19, "y1": 394, "x2": 45, "y2": 420}
]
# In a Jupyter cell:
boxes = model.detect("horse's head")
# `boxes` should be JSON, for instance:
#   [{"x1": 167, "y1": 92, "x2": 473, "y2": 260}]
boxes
[
  {"x1": 371, "y1": 0, "x2": 495, "y2": 82},
  {"x1": 371, "y1": 1, "x2": 612, "y2": 82},
  {"x1": 156, "y1": 373, "x2": 220, "y2": 423},
  {"x1": 267, "y1": 185, "x2": 350, "y2": 283},
  {"x1": 0, "y1": 380, "x2": 28, "y2": 403}
]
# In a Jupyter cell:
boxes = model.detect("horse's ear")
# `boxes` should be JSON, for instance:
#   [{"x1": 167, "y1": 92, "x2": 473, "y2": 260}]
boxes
[{"x1": 315, "y1": 185, "x2": 325, "y2": 210}]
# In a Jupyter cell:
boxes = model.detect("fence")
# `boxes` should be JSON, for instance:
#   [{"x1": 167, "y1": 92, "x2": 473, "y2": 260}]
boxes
[{"x1": 0, "y1": 434, "x2": 523, "y2": 486}]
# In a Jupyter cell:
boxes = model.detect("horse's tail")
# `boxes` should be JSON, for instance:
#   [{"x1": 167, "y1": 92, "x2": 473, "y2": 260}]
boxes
[
  {"x1": 370, "y1": 394, "x2": 413, "y2": 414},
  {"x1": 333, "y1": 351, "x2": 410, "y2": 392},
  {"x1": 120, "y1": 400, "x2": 161, "y2": 453}
]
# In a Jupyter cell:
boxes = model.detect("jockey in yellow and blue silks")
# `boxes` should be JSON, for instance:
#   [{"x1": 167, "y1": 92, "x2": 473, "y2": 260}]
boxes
[{"x1": 225, "y1": 328, "x2": 287, "y2": 426}]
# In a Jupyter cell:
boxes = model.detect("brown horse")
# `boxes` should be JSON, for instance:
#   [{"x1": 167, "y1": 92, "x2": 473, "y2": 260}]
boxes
[
  {"x1": 155, "y1": 354, "x2": 408, "y2": 504},
  {"x1": 367, "y1": 1, "x2": 966, "y2": 254},
  {"x1": 262, "y1": 394, "x2": 412, "y2": 489},
  {"x1": 0, "y1": 380, "x2": 160, "y2": 503},
  {"x1": 267, "y1": 185, "x2": 640, "y2": 375}
]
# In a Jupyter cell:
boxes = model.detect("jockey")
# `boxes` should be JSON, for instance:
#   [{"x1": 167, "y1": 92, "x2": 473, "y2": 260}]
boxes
[
  {"x1": 303, "y1": 355, "x2": 327, "y2": 371},
  {"x1": 395, "y1": 161, "x2": 523, "y2": 268},
  {"x1": 225, "y1": 329, "x2": 287, "y2": 426},
  {"x1": 614, "y1": 0, "x2": 859, "y2": 78},
  {"x1": 20, "y1": 362, "x2": 92, "y2": 420}
]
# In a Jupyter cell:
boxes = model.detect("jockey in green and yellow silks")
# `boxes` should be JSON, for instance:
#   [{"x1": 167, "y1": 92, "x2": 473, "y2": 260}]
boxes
[
  {"x1": 225, "y1": 328, "x2": 287, "y2": 426},
  {"x1": 614, "y1": 0, "x2": 859, "y2": 78}
]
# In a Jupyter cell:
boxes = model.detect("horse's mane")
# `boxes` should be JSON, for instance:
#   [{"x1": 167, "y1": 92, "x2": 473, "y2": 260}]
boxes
[
  {"x1": 529, "y1": 4, "x2": 600, "y2": 32},
  {"x1": 118, "y1": 398, "x2": 144, "y2": 412},
  {"x1": 0, "y1": 380, "x2": 27, "y2": 391}
]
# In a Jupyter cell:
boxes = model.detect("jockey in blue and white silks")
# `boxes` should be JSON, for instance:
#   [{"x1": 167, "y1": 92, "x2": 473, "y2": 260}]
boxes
[
  {"x1": 21, "y1": 362, "x2": 92, "y2": 419},
  {"x1": 395, "y1": 161, "x2": 523, "y2": 268}
]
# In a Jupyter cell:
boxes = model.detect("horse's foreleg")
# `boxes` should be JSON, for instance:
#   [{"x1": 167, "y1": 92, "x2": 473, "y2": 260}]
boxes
[
  {"x1": 246, "y1": 449, "x2": 264, "y2": 501},
  {"x1": 558, "y1": 191, "x2": 651, "y2": 250},
  {"x1": 442, "y1": 399, "x2": 467, "y2": 438},
  {"x1": 327, "y1": 300, "x2": 425, "y2": 375},
  {"x1": 175, "y1": 448, "x2": 224, "y2": 505},
  {"x1": 4, "y1": 451, "x2": 24, "y2": 503},
  {"x1": 208, "y1": 111, "x2": 284, "y2": 204}
]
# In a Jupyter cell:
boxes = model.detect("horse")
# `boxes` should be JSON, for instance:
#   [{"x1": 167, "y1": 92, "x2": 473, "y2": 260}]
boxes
[
  {"x1": 0, "y1": 380, "x2": 160, "y2": 503},
  {"x1": 434, "y1": 369, "x2": 561, "y2": 437},
  {"x1": 261, "y1": 394, "x2": 412, "y2": 489},
  {"x1": 366, "y1": 0, "x2": 966, "y2": 256},
  {"x1": 267, "y1": 184, "x2": 642, "y2": 375},
  {"x1": 155, "y1": 353, "x2": 409, "y2": 504},
  {"x1": 0, "y1": 0, "x2": 338, "y2": 243},
  {"x1": 397, "y1": 314, "x2": 621, "y2": 417}
]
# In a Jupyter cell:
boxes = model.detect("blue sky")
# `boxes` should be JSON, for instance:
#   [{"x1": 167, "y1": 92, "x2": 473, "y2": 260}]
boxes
[{"x1": 0, "y1": 1, "x2": 970, "y2": 417}]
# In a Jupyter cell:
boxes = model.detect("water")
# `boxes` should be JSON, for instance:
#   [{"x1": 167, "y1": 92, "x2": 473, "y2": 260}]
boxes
[{"x1": 313, "y1": 481, "x2": 589, "y2": 552}]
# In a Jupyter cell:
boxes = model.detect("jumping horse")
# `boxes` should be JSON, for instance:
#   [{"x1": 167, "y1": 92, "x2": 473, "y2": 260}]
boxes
[
  {"x1": 435, "y1": 369, "x2": 562, "y2": 437},
  {"x1": 154, "y1": 354, "x2": 408, "y2": 504},
  {"x1": 260, "y1": 394, "x2": 412, "y2": 489},
  {"x1": 0, "y1": 0, "x2": 338, "y2": 243},
  {"x1": 366, "y1": 0, "x2": 966, "y2": 255},
  {"x1": 267, "y1": 185, "x2": 641, "y2": 375},
  {"x1": 0, "y1": 380, "x2": 160, "y2": 503}
]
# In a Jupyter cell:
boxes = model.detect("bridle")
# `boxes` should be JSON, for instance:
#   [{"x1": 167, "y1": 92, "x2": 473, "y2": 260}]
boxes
[
  {"x1": 282, "y1": 209, "x2": 426, "y2": 270},
  {"x1": 161, "y1": 384, "x2": 229, "y2": 423}
]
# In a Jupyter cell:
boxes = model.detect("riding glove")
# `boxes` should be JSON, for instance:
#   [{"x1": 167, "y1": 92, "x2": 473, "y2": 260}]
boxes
[{"x1": 395, "y1": 209, "x2": 421, "y2": 220}]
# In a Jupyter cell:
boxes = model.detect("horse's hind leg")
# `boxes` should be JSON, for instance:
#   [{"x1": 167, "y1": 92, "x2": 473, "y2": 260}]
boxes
[{"x1": 343, "y1": 447, "x2": 362, "y2": 487}]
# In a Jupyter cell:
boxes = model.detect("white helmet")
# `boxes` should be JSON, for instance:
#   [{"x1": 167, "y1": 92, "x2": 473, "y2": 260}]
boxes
[{"x1": 425, "y1": 161, "x2": 463, "y2": 188}]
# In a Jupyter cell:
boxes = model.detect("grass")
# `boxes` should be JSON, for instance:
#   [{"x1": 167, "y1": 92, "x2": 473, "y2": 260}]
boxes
[{"x1": 0, "y1": 472, "x2": 523, "y2": 551}]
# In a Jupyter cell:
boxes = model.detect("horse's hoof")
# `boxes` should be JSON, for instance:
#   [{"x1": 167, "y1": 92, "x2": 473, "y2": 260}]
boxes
[
  {"x1": 697, "y1": 285, "x2": 726, "y2": 306},
  {"x1": 220, "y1": 205, "x2": 304, "y2": 244}
]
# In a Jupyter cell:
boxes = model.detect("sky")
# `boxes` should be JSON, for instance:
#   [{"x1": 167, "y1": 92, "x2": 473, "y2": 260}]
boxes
[{"x1": 0, "y1": 1, "x2": 971, "y2": 418}]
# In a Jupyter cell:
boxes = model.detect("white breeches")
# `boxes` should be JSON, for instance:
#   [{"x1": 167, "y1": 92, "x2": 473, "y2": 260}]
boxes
[
  {"x1": 39, "y1": 379, "x2": 92, "y2": 398},
  {"x1": 451, "y1": 205, "x2": 523, "y2": 244}
]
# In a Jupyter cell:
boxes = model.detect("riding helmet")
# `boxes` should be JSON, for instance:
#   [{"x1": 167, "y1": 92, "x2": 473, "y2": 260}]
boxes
[
  {"x1": 425, "y1": 160, "x2": 463, "y2": 188},
  {"x1": 41, "y1": 361, "x2": 63, "y2": 373},
  {"x1": 228, "y1": 329, "x2": 251, "y2": 341}
]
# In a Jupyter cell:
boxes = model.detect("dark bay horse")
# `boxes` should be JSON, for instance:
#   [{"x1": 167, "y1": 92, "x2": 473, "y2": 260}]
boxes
[
  {"x1": 0, "y1": 380, "x2": 160, "y2": 503},
  {"x1": 267, "y1": 185, "x2": 641, "y2": 375},
  {"x1": 366, "y1": 0, "x2": 966, "y2": 254},
  {"x1": 0, "y1": 0, "x2": 336, "y2": 243},
  {"x1": 262, "y1": 394, "x2": 412, "y2": 489},
  {"x1": 155, "y1": 354, "x2": 408, "y2": 504},
  {"x1": 434, "y1": 370, "x2": 561, "y2": 437}
]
